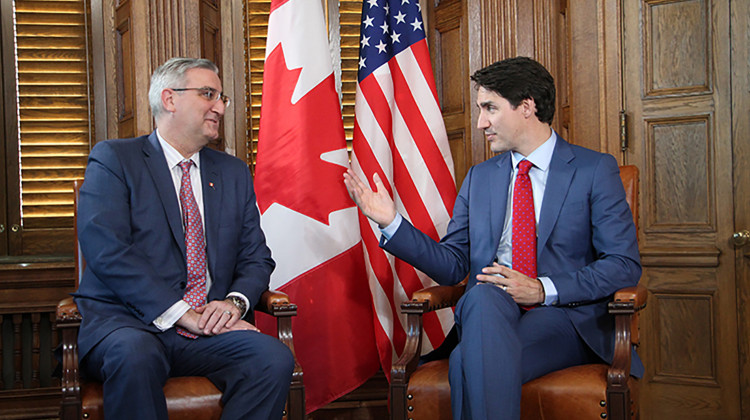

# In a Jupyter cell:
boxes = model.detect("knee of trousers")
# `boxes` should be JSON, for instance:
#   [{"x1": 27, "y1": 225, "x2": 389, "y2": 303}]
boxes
[
  {"x1": 97, "y1": 333, "x2": 169, "y2": 381},
  {"x1": 235, "y1": 335, "x2": 295, "y2": 383},
  {"x1": 455, "y1": 283, "x2": 519, "y2": 328}
]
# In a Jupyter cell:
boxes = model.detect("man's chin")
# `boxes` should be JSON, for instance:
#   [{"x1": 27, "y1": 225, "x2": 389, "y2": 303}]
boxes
[{"x1": 489, "y1": 142, "x2": 508, "y2": 154}]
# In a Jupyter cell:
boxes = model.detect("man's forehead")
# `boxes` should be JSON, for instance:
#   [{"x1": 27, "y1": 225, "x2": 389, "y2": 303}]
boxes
[
  {"x1": 184, "y1": 67, "x2": 222, "y2": 89},
  {"x1": 476, "y1": 87, "x2": 505, "y2": 105}
]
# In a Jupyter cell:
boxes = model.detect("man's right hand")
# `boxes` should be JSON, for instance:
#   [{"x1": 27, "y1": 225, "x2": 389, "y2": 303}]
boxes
[
  {"x1": 343, "y1": 169, "x2": 397, "y2": 228},
  {"x1": 176, "y1": 308, "x2": 259, "y2": 337}
]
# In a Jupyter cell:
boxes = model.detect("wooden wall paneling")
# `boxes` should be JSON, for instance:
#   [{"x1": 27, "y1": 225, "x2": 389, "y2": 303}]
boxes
[
  {"x1": 555, "y1": 0, "x2": 570, "y2": 140},
  {"x1": 200, "y1": 0, "x2": 222, "y2": 67},
  {"x1": 731, "y1": 0, "x2": 750, "y2": 417},
  {"x1": 91, "y1": 0, "x2": 115, "y2": 143},
  {"x1": 221, "y1": 0, "x2": 248, "y2": 159},
  {"x1": 200, "y1": 0, "x2": 225, "y2": 151},
  {"x1": 115, "y1": 0, "x2": 137, "y2": 138},
  {"x1": 564, "y1": 0, "x2": 622, "y2": 154},
  {"x1": 465, "y1": 0, "x2": 482, "y2": 166},
  {"x1": 623, "y1": 0, "x2": 740, "y2": 417},
  {"x1": 429, "y1": 0, "x2": 471, "y2": 187}
]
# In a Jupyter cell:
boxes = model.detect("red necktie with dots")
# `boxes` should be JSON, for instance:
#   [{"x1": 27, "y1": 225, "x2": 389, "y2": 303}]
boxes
[
  {"x1": 176, "y1": 160, "x2": 207, "y2": 338},
  {"x1": 512, "y1": 160, "x2": 537, "y2": 308}
]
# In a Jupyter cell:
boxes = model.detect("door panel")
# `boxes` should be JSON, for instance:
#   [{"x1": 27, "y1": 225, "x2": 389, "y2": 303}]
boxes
[
  {"x1": 623, "y1": 0, "x2": 740, "y2": 417},
  {"x1": 731, "y1": 0, "x2": 750, "y2": 417}
]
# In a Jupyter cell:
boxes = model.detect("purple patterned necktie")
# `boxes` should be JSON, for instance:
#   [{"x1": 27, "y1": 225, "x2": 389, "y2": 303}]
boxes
[
  {"x1": 176, "y1": 160, "x2": 207, "y2": 338},
  {"x1": 512, "y1": 160, "x2": 537, "y2": 309}
]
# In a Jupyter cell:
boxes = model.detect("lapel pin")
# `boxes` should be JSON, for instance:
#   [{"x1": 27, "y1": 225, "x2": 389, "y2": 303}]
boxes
[{"x1": 209, "y1": 182, "x2": 215, "y2": 189}]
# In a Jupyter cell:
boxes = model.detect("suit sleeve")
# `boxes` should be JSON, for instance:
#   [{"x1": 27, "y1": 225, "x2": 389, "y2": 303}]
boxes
[
  {"x1": 77, "y1": 141, "x2": 184, "y2": 324},
  {"x1": 380, "y1": 167, "x2": 473, "y2": 286},
  {"x1": 551, "y1": 155, "x2": 642, "y2": 305}
]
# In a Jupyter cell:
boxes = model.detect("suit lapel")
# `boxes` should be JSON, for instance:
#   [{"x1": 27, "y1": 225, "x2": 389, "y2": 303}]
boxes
[
  {"x1": 200, "y1": 149, "x2": 222, "y2": 284},
  {"x1": 489, "y1": 153, "x2": 512, "y2": 254},
  {"x1": 143, "y1": 132, "x2": 186, "y2": 256},
  {"x1": 537, "y1": 139, "x2": 575, "y2": 255}
]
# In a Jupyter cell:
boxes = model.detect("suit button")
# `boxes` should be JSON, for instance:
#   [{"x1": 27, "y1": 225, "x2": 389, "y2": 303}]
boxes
[{"x1": 180, "y1": 282, "x2": 186, "y2": 288}]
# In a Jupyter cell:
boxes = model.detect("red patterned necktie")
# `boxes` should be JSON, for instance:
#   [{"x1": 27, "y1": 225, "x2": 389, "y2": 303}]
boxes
[
  {"x1": 176, "y1": 160, "x2": 207, "y2": 338},
  {"x1": 512, "y1": 160, "x2": 537, "y2": 308}
]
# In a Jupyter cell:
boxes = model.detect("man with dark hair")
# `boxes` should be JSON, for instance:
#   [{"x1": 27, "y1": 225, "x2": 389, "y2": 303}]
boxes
[
  {"x1": 344, "y1": 56, "x2": 642, "y2": 419},
  {"x1": 75, "y1": 57, "x2": 294, "y2": 420}
]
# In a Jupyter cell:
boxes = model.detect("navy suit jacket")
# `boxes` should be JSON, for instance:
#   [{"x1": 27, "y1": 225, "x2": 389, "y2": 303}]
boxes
[
  {"x1": 382, "y1": 137, "x2": 644, "y2": 376},
  {"x1": 74, "y1": 132, "x2": 275, "y2": 361}
]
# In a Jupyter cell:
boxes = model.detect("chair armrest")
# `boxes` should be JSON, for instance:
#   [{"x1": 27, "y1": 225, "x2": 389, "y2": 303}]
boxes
[
  {"x1": 607, "y1": 284, "x2": 647, "y2": 391},
  {"x1": 408, "y1": 280, "x2": 468, "y2": 313},
  {"x1": 255, "y1": 289, "x2": 304, "y2": 415},
  {"x1": 255, "y1": 289, "x2": 296, "y2": 317},
  {"x1": 57, "y1": 297, "x2": 82, "y2": 324},
  {"x1": 56, "y1": 297, "x2": 82, "y2": 420}
]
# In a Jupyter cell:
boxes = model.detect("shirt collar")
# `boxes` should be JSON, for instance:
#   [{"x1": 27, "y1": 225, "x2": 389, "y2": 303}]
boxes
[
  {"x1": 511, "y1": 129, "x2": 557, "y2": 172},
  {"x1": 156, "y1": 129, "x2": 201, "y2": 170}
]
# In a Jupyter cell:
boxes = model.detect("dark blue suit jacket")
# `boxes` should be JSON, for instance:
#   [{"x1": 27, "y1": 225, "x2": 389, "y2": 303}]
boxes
[
  {"x1": 74, "y1": 132, "x2": 275, "y2": 361},
  {"x1": 382, "y1": 137, "x2": 644, "y2": 376}
]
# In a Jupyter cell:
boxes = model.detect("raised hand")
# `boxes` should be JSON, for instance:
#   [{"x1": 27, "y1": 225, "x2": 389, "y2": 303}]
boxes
[{"x1": 343, "y1": 169, "x2": 397, "y2": 228}]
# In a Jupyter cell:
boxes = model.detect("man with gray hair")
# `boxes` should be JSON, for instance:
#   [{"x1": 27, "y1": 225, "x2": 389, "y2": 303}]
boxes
[{"x1": 73, "y1": 57, "x2": 293, "y2": 420}]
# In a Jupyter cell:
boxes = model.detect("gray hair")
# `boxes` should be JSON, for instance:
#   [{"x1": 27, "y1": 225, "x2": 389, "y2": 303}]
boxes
[{"x1": 149, "y1": 57, "x2": 220, "y2": 119}]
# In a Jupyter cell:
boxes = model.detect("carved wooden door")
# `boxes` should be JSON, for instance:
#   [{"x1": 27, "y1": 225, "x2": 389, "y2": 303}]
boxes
[{"x1": 622, "y1": 0, "x2": 746, "y2": 417}]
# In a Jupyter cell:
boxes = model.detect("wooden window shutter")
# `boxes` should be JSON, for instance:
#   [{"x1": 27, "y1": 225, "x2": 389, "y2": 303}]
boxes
[
  {"x1": 12, "y1": 0, "x2": 92, "y2": 255},
  {"x1": 245, "y1": 0, "x2": 362, "y2": 170}
]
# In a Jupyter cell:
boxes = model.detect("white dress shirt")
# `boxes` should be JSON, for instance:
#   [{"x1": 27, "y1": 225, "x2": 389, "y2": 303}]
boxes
[{"x1": 152, "y1": 130, "x2": 249, "y2": 330}]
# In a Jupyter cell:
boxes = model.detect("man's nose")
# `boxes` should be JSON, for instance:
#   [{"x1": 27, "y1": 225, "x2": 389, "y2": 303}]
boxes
[
  {"x1": 212, "y1": 99, "x2": 226, "y2": 116},
  {"x1": 477, "y1": 113, "x2": 489, "y2": 129}
]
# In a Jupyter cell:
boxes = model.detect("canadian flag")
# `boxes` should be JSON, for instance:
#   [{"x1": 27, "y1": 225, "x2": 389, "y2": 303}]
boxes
[{"x1": 253, "y1": 0, "x2": 380, "y2": 413}]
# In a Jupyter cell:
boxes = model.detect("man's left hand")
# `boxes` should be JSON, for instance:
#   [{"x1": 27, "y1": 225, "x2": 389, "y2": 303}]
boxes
[
  {"x1": 195, "y1": 300, "x2": 258, "y2": 335},
  {"x1": 476, "y1": 263, "x2": 545, "y2": 306}
]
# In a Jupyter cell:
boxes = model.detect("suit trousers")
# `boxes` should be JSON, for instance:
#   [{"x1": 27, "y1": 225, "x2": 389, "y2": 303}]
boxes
[
  {"x1": 82, "y1": 326, "x2": 294, "y2": 420},
  {"x1": 448, "y1": 283, "x2": 598, "y2": 420}
]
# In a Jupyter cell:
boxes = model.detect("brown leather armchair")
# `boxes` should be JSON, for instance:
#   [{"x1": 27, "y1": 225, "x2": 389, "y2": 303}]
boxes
[
  {"x1": 57, "y1": 180, "x2": 305, "y2": 420},
  {"x1": 390, "y1": 166, "x2": 645, "y2": 420}
]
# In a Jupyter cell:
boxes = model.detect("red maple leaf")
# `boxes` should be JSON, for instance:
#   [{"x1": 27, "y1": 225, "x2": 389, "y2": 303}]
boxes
[{"x1": 255, "y1": 44, "x2": 353, "y2": 225}]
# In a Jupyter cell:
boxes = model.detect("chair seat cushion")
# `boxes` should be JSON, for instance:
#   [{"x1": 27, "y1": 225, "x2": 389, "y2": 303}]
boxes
[
  {"x1": 406, "y1": 361, "x2": 639, "y2": 420},
  {"x1": 81, "y1": 376, "x2": 223, "y2": 420}
]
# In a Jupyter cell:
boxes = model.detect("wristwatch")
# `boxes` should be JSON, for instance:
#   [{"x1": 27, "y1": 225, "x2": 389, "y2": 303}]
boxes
[{"x1": 225, "y1": 295, "x2": 247, "y2": 316}]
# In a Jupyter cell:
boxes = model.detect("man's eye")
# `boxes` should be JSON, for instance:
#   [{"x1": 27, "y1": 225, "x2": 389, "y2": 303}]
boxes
[{"x1": 201, "y1": 90, "x2": 214, "y2": 99}]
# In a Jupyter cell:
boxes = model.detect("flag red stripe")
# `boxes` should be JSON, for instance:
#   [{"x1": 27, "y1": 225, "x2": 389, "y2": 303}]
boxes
[{"x1": 388, "y1": 59, "x2": 456, "y2": 214}]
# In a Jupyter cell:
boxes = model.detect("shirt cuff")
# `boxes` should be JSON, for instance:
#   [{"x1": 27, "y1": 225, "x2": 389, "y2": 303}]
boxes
[
  {"x1": 380, "y1": 213, "x2": 403, "y2": 241},
  {"x1": 538, "y1": 276, "x2": 558, "y2": 306},
  {"x1": 153, "y1": 300, "x2": 190, "y2": 331},
  {"x1": 227, "y1": 292, "x2": 251, "y2": 318}
]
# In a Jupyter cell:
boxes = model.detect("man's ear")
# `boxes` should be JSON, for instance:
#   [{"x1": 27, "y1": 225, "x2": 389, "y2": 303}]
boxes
[
  {"x1": 521, "y1": 98, "x2": 537, "y2": 119},
  {"x1": 161, "y1": 89, "x2": 176, "y2": 113}
]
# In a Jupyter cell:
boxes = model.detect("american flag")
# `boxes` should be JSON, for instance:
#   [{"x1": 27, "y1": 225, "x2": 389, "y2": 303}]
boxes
[{"x1": 352, "y1": 0, "x2": 457, "y2": 375}]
